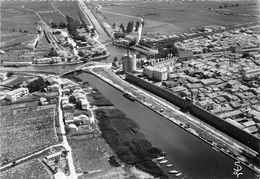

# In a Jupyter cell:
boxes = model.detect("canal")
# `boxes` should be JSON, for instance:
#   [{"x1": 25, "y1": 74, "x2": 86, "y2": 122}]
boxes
[
  {"x1": 76, "y1": 72, "x2": 257, "y2": 179},
  {"x1": 1, "y1": 42, "x2": 257, "y2": 179}
]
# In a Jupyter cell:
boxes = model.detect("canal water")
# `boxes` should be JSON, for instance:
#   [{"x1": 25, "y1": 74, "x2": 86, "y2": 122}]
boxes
[
  {"x1": 1, "y1": 42, "x2": 257, "y2": 179},
  {"x1": 77, "y1": 72, "x2": 257, "y2": 179}
]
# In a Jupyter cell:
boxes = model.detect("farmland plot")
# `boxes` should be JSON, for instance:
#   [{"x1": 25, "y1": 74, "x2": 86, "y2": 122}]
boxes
[{"x1": 0, "y1": 105, "x2": 58, "y2": 163}]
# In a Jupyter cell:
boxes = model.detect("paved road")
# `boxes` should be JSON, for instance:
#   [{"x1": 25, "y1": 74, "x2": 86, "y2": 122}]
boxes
[
  {"x1": 77, "y1": 0, "x2": 110, "y2": 43},
  {"x1": 57, "y1": 79, "x2": 78, "y2": 179}
]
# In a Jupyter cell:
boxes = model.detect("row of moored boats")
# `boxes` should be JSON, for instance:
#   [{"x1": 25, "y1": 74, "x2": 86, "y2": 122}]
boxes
[{"x1": 156, "y1": 156, "x2": 182, "y2": 177}]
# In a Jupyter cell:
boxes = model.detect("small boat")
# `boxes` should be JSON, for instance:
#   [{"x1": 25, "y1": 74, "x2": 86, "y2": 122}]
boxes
[
  {"x1": 212, "y1": 147, "x2": 220, "y2": 152},
  {"x1": 123, "y1": 93, "x2": 136, "y2": 101},
  {"x1": 156, "y1": 156, "x2": 165, "y2": 160},
  {"x1": 175, "y1": 172, "x2": 182, "y2": 177},
  {"x1": 159, "y1": 160, "x2": 168, "y2": 164},
  {"x1": 169, "y1": 170, "x2": 178, "y2": 174},
  {"x1": 166, "y1": 164, "x2": 173, "y2": 167}
]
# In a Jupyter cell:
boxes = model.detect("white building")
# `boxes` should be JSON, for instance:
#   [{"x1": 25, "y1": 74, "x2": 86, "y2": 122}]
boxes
[
  {"x1": 144, "y1": 66, "x2": 168, "y2": 81},
  {"x1": 144, "y1": 66, "x2": 155, "y2": 79},
  {"x1": 5, "y1": 88, "x2": 29, "y2": 101},
  {"x1": 153, "y1": 67, "x2": 168, "y2": 81}
]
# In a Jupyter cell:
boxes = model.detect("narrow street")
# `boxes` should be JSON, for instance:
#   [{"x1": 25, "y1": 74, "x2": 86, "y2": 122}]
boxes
[
  {"x1": 77, "y1": 0, "x2": 111, "y2": 43},
  {"x1": 57, "y1": 78, "x2": 78, "y2": 179}
]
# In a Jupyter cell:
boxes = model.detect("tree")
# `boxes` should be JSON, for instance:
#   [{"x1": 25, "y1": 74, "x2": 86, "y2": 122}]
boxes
[
  {"x1": 78, "y1": 50, "x2": 84, "y2": 57},
  {"x1": 66, "y1": 15, "x2": 79, "y2": 38},
  {"x1": 119, "y1": 23, "x2": 125, "y2": 33},
  {"x1": 69, "y1": 95, "x2": 76, "y2": 103},
  {"x1": 126, "y1": 21, "x2": 134, "y2": 33},
  {"x1": 12, "y1": 29, "x2": 15, "y2": 32},
  {"x1": 113, "y1": 57, "x2": 119, "y2": 62},
  {"x1": 135, "y1": 21, "x2": 140, "y2": 32},
  {"x1": 27, "y1": 76, "x2": 45, "y2": 93},
  {"x1": 219, "y1": 5, "x2": 222, "y2": 9},
  {"x1": 50, "y1": 21, "x2": 58, "y2": 28},
  {"x1": 129, "y1": 38, "x2": 137, "y2": 47},
  {"x1": 7, "y1": 72, "x2": 14, "y2": 77},
  {"x1": 242, "y1": 52, "x2": 250, "y2": 58},
  {"x1": 112, "y1": 22, "x2": 116, "y2": 29},
  {"x1": 46, "y1": 48, "x2": 58, "y2": 57},
  {"x1": 141, "y1": 21, "x2": 145, "y2": 27},
  {"x1": 59, "y1": 21, "x2": 67, "y2": 29}
]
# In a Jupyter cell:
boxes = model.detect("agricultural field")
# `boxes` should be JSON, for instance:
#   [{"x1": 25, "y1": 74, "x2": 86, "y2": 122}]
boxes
[
  {"x1": 0, "y1": 3, "x2": 38, "y2": 48},
  {"x1": 0, "y1": 158, "x2": 51, "y2": 179},
  {"x1": 96, "y1": 0, "x2": 260, "y2": 34},
  {"x1": 54, "y1": 1, "x2": 91, "y2": 25},
  {"x1": 70, "y1": 137, "x2": 113, "y2": 174},
  {"x1": 54, "y1": 1, "x2": 82, "y2": 20},
  {"x1": 23, "y1": 1, "x2": 55, "y2": 13},
  {"x1": 0, "y1": 1, "x2": 54, "y2": 62},
  {"x1": 40, "y1": 12, "x2": 66, "y2": 25},
  {"x1": 0, "y1": 104, "x2": 58, "y2": 163}
]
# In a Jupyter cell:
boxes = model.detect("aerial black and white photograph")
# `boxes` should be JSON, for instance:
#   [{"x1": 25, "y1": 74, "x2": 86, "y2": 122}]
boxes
[{"x1": 0, "y1": 0, "x2": 259, "y2": 178}]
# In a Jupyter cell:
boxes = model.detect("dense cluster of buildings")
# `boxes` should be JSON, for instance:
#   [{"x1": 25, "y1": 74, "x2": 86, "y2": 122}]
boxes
[
  {"x1": 60, "y1": 79, "x2": 93, "y2": 134},
  {"x1": 175, "y1": 30, "x2": 260, "y2": 54},
  {"x1": 139, "y1": 50, "x2": 260, "y2": 138},
  {"x1": 76, "y1": 28, "x2": 108, "y2": 59}
]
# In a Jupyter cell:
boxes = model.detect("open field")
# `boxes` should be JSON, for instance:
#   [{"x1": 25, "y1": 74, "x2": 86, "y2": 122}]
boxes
[
  {"x1": 54, "y1": 1, "x2": 82, "y2": 20},
  {"x1": 0, "y1": 2, "x2": 53, "y2": 61},
  {"x1": 54, "y1": 1, "x2": 91, "y2": 25},
  {"x1": 0, "y1": 5, "x2": 38, "y2": 48},
  {"x1": 1, "y1": 6, "x2": 38, "y2": 34},
  {"x1": 70, "y1": 137, "x2": 113, "y2": 173},
  {"x1": 0, "y1": 2, "x2": 54, "y2": 62},
  {"x1": 97, "y1": 0, "x2": 259, "y2": 34},
  {"x1": 40, "y1": 12, "x2": 66, "y2": 25},
  {"x1": 0, "y1": 104, "x2": 58, "y2": 163},
  {"x1": 0, "y1": 158, "x2": 51, "y2": 179}
]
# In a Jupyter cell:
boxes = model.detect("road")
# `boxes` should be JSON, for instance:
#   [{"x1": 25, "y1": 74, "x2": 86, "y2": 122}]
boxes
[
  {"x1": 57, "y1": 78, "x2": 78, "y2": 179},
  {"x1": 0, "y1": 144, "x2": 63, "y2": 172},
  {"x1": 51, "y1": 1, "x2": 66, "y2": 18},
  {"x1": 77, "y1": 0, "x2": 110, "y2": 43}
]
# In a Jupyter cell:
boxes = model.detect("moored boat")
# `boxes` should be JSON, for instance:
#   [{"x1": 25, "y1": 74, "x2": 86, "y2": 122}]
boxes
[
  {"x1": 159, "y1": 159, "x2": 168, "y2": 164},
  {"x1": 123, "y1": 93, "x2": 136, "y2": 101},
  {"x1": 166, "y1": 164, "x2": 173, "y2": 167},
  {"x1": 175, "y1": 172, "x2": 182, "y2": 177},
  {"x1": 156, "y1": 156, "x2": 165, "y2": 160},
  {"x1": 169, "y1": 170, "x2": 178, "y2": 174}
]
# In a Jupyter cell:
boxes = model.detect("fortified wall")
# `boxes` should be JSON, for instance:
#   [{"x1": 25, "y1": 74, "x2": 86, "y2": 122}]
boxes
[{"x1": 125, "y1": 72, "x2": 260, "y2": 152}]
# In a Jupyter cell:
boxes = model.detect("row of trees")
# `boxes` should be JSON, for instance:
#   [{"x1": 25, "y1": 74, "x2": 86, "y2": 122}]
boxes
[
  {"x1": 66, "y1": 15, "x2": 79, "y2": 38},
  {"x1": 219, "y1": 3, "x2": 239, "y2": 9},
  {"x1": 66, "y1": 15, "x2": 95, "y2": 41},
  {"x1": 12, "y1": 29, "x2": 29, "y2": 33},
  {"x1": 45, "y1": 47, "x2": 58, "y2": 57},
  {"x1": 50, "y1": 21, "x2": 67, "y2": 29},
  {"x1": 115, "y1": 20, "x2": 143, "y2": 34}
]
